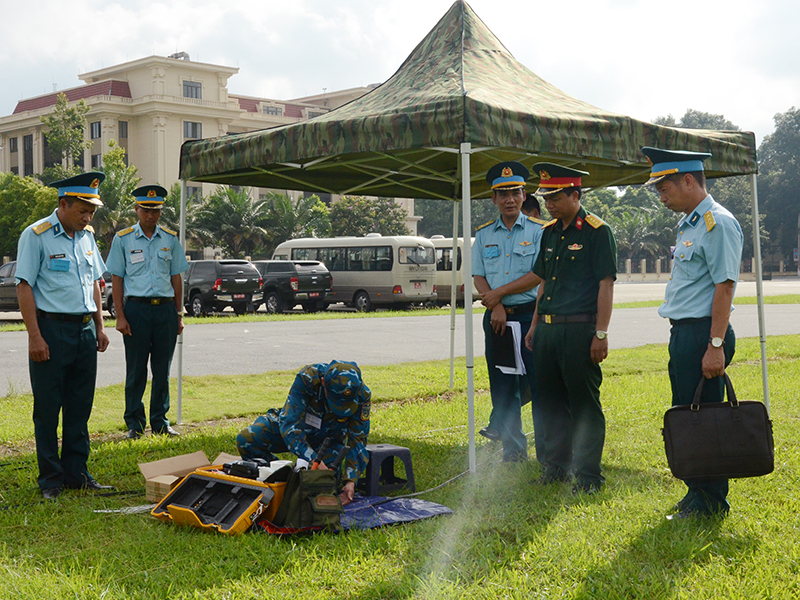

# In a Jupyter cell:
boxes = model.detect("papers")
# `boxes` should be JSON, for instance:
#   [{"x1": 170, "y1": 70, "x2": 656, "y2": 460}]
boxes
[{"x1": 491, "y1": 321, "x2": 526, "y2": 375}]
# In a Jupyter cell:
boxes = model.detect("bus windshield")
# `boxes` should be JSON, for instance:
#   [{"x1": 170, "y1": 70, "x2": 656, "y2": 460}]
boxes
[{"x1": 399, "y1": 246, "x2": 435, "y2": 265}]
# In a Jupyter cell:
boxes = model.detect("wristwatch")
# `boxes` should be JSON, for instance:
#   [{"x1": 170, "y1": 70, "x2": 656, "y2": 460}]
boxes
[
  {"x1": 595, "y1": 330, "x2": 608, "y2": 340},
  {"x1": 709, "y1": 336, "x2": 725, "y2": 348}
]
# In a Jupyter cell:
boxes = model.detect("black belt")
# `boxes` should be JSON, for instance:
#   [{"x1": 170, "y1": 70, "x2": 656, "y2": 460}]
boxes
[
  {"x1": 37, "y1": 310, "x2": 92, "y2": 324},
  {"x1": 126, "y1": 296, "x2": 174, "y2": 305},
  {"x1": 503, "y1": 300, "x2": 537, "y2": 314},
  {"x1": 669, "y1": 317, "x2": 711, "y2": 326},
  {"x1": 540, "y1": 313, "x2": 596, "y2": 324}
]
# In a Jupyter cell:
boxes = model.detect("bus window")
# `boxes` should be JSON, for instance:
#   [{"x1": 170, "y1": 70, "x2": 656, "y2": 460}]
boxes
[
  {"x1": 399, "y1": 245, "x2": 435, "y2": 265},
  {"x1": 347, "y1": 247, "x2": 363, "y2": 271},
  {"x1": 330, "y1": 248, "x2": 346, "y2": 271},
  {"x1": 376, "y1": 246, "x2": 392, "y2": 271},
  {"x1": 293, "y1": 248, "x2": 317, "y2": 260},
  {"x1": 437, "y1": 248, "x2": 453, "y2": 272}
]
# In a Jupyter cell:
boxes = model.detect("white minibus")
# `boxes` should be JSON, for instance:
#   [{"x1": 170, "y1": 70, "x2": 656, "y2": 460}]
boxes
[
  {"x1": 430, "y1": 236, "x2": 480, "y2": 307},
  {"x1": 272, "y1": 235, "x2": 437, "y2": 311}
]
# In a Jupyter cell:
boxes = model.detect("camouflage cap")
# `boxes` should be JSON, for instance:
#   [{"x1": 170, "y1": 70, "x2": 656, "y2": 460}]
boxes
[{"x1": 323, "y1": 360, "x2": 364, "y2": 418}]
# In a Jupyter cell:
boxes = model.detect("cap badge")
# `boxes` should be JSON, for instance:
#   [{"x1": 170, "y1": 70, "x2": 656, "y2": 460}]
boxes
[
  {"x1": 501, "y1": 166, "x2": 513, "y2": 178},
  {"x1": 147, "y1": 189, "x2": 157, "y2": 198},
  {"x1": 90, "y1": 179, "x2": 100, "y2": 189},
  {"x1": 568, "y1": 244, "x2": 583, "y2": 251},
  {"x1": 540, "y1": 170, "x2": 550, "y2": 181}
]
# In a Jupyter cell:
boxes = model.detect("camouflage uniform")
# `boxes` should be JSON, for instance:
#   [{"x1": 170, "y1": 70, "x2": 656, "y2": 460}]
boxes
[{"x1": 237, "y1": 361, "x2": 371, "y2": 482}]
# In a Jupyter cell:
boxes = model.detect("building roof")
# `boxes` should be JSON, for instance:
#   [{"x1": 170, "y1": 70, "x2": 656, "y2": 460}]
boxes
[
  {"x1": 13, "y1": 81, "x2": 132, "y2": 114},
  {"x1": 229, "y1": 95, "x2": 315, "y2": 119}
]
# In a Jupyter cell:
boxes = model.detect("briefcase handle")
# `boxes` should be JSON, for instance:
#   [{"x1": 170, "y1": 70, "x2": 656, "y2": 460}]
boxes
[{"x1": 691, "y1": 373, "x2": 737, "y2": 411}]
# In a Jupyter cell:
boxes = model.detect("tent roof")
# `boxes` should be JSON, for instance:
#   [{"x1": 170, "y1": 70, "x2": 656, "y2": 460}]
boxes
[{"x1": 179, "y1": 0, "x2": 757, "y2": 200}]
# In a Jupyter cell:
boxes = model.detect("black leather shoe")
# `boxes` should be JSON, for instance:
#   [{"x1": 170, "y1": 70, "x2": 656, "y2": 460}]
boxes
[
  {"x1": 126, "y1": 429, "x2": 143, "y2": 439},
  {"x1": 153, "y1": 425, "x2": 180, "y2": 437},
  {"x1": 478, "y1": 426, "x2": 501, "y2": 441},
  {"x1": 64, "y1": 479, "x2": 115, "y2": 491},
  {"x1": 572, "y1": 482, "x2": 602, "y2": 495},
  {"x1": 41, "y1": 487, "x2": 63, "y2": 500}
]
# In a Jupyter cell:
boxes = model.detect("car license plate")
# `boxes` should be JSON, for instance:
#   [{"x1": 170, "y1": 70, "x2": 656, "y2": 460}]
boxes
[
  {"x1": 309, "y1": 292, "x2": 320, "y2": 298},
  {"x1": 414, "y1": 282, "x2": 421, "y2": 289},
  {"x1": 233, "y1": 294, "x2": 245, "y2": 299}
]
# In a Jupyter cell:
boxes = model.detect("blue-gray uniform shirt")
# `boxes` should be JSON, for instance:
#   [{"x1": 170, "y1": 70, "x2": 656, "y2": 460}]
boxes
[
  {"x1": 472, "y1": 212, "x2": 544, "y2": 305},
  {"x1": 15, "y1": 209, "x2": 105, "y2": 313},
  {"x1": 659, "y1": 195, "x2": 743, "y2": 320},
  {"x1": 105, "y1": 223, "x2": 189, "y2": 298}
]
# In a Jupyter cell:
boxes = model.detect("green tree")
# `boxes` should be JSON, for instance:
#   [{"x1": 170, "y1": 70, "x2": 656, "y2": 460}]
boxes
[
  {"x1": 39, "y1": 92, "x2": 92, "y2": 184},
  {"x1": 191, "y1": 186, "x2": 270, "y2": 258},
  {"x1": 259, "y1": 192, "x2": 331, "y2": 257},
  {"x1": 93, "y1": 140, "x2": 140, "y2": 255},
  {"x1": 0, "y1": 173, "x2": 58, "y2": 258},
  {"x1": 329, "y1": 196, "x2": 411, "y2": 237},
  {"x1": 652, "y1": 109, "x2": 758, "y2": 261},
  {"x1": 413, "y1": 197, "x2": 498, "y2": 238},
  {"x1": 758, "y1": 107, "x2": 800, "y2": 264}
]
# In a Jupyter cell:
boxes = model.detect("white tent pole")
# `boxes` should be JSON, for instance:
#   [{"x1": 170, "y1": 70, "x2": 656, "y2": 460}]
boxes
[
  {"x1": 449, "y1": 202, "x2": 459, "y2": 389},
  {"x1": 177, "y1": 180, "x2": 188, "y2": 425},
  {"x1": 750, "y1": 174, "x2": 769, "y2": 412},
  {"x1": 460, "y1": 142, "x2": 476, "y2": 473}
]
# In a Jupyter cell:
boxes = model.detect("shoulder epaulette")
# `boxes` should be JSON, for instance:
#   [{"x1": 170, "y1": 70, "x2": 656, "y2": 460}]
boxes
[
  {"x1": 32, "y1": 221, "x2": 53, "y2": 235},
  {"x1": 585, "y1": 214, "x2": 604, "y2": 229},
  {"x1": 704, "y1": 211, "x2": 716, "y2": 232},
  {"x1": 160, "y1": 226, "x2": 178, "y2": 236},
  {"x1": 476, "y1": 220, "x2": 496, "y2": 231},
  {"x1": 84, "y1": 225, "x2": 95, "y2": 234},
  {"x1": 527, "y1": 216, "x2": 550, "y2": 225},
  {"x1": 542, "y1": 219, "x2": 558, "y2": 228},
  {"x1": 117, "y1": 226, "x2": 135, "y2": 237}
]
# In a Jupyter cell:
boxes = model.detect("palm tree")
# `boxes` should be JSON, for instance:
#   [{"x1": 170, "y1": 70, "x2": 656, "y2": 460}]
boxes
[{"x1": 191, "y1": 186, "x2": 271, "y2": 258}]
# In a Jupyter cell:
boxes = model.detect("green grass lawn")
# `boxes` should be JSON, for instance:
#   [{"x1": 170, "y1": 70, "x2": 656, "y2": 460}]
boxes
[{"x1": 0, "y1": 336, "x2": 798, "y2": 599}]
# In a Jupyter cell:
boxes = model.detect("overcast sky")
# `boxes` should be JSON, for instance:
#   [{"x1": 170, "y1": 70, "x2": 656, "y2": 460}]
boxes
[{"x1": 1, "y1": 0, "x2": 797, "y2": 146}]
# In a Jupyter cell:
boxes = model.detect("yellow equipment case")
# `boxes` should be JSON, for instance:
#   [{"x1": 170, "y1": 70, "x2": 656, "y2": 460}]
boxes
[{"x1": 151, "y1": 467, "x2": 286, "y2": 535}]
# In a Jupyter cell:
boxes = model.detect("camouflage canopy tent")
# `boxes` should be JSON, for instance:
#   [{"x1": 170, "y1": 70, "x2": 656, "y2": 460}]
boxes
[{"x1": 178, "y1": 0, "x2": 766, "y2": 470}]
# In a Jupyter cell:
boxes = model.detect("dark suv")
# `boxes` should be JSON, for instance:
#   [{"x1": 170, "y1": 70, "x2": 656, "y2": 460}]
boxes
[
  {"x1": 183, "y1": 260, "x2": 263, "y2": 317},
  {"x1": 251, "y1": 260, "x2": 332, "y2": 313},
  {"x1": 0, "y1": 261, "x2": 19, "y2": 312}
]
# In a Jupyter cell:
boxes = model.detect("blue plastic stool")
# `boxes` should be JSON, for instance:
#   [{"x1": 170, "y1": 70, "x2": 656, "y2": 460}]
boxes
[{"x1": 358, "y1": 444, "x2": 416, "y2": 496}]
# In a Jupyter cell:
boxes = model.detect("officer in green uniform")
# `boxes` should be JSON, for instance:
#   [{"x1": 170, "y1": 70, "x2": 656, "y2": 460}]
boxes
[
  {"x1": 105, "y1": 185, "x2": 189, "y2": 439},
  {"x1": 15, "y1": 172, "x2": 113, "y2": 499},
  {"x1": 524, "y1": 163, "x2": 617, "y2": 494},
  {"x1": 644, "y1": 147, "x2": 743, "y2": 519}
]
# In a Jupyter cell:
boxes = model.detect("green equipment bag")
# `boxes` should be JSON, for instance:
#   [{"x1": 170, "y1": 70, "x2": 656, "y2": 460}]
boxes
[{"x1": 270, "y1": 468, "x2": 343, "y2": 531}]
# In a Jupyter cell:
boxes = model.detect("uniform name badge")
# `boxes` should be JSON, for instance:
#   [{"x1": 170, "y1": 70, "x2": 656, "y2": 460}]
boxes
[
  {"x1": 130, "y1": 250, "x2": 145, "y2": 264},
  {"x1": 305, "y1": 413, "x2": 322, "y2": 429},
  {"x1": 49, "y1": 257, "x2": 70, "y2": 272}
]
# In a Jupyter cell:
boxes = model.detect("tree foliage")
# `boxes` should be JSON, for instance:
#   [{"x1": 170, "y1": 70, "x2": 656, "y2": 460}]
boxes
[
  {"x1": 414, "y1": 197, "x2": 502, "y2": 238},
  {"x1": 329, "y1": 196, "x2": 410, "y2": 237},
  {"x1": 0, "y1": 173, "x2": 58, "y2": 258},
  {"x1": 191, "y1": 187, "x2": 271, "y2": 258},
  {"x1": 39, "y1": 93, "x2": 92, "y2": 183},
  {"x1": 260, "y1": 193, "x2": 331, "y2": 257},
  {"x1": 92, "y1": 141, "x2": 140, "y2": 255},
  {"x1": 758, "y1": 106, "x2": 800, "y2": 263}
]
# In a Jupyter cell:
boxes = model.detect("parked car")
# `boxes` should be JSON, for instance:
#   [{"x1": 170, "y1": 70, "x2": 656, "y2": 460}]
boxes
[
  {"x1": 100, "y1": 271, "x2": 116, "y2": 318},
  {"x1": 183, "y1": 260, "x2": 263, "y2": 317},
  {"x1": 0, "y1": 261, "x2": 19, "y2": 312},
  {"x1": 251, "y1": 260, "x2": 332, "y2": 314}
]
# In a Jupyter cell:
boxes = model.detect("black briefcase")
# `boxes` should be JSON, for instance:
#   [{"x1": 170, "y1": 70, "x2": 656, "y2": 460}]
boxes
[{"x1": 662, "y1": 374, "x2": 774, "y2": 480}]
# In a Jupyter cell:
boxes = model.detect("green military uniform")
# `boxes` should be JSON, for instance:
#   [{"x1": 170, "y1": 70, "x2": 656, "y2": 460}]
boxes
[{"x1": 530, "y1": 163, "x2": 617, "y2": 490}]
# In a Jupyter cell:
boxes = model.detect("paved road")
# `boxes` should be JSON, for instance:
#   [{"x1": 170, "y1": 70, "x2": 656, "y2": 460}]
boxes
[{"x1": 1, "y1": 283, "x2": 798, "y2": 396}]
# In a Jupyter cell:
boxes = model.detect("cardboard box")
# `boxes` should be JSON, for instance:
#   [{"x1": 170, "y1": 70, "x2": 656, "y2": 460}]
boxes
[{"x1": 138, "y1": 450, "x2": 241, "y2": 502}]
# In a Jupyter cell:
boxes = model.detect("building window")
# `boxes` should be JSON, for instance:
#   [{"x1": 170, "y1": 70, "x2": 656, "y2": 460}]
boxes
[
  {"x1": 90, "y1": 121, "x2": 101, "y2": 139},
  {"x1": 8, "y1": 137, "x2": 17, "y2": 153},
  {"x1": 118, "y1": 121, "x2": 128, "y2": 139},
  {"x1": 183, "y1": 122, "x2": 202, "y2": 139},
  {"x1": 10, "y1": 166, "x2": 18, "y2": 175},
  {"x1": 186, "y1": 186, "x2": 202, "y2": 201},
  {"x1": 183, "y1": 81, "x2": 202, "y2": 99},
  {"x1": 91, "y1": 154, "x2": 102, "y2": 168},
  {"x1": 307, "y1": 111, "x2": 325, "y2": 119},
  {"x1": 23, "y1": 134, "x2": 33, "y2": 177},
  {"x1": 262, "y1": 105, "x2": 282, "y2": 116}
]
